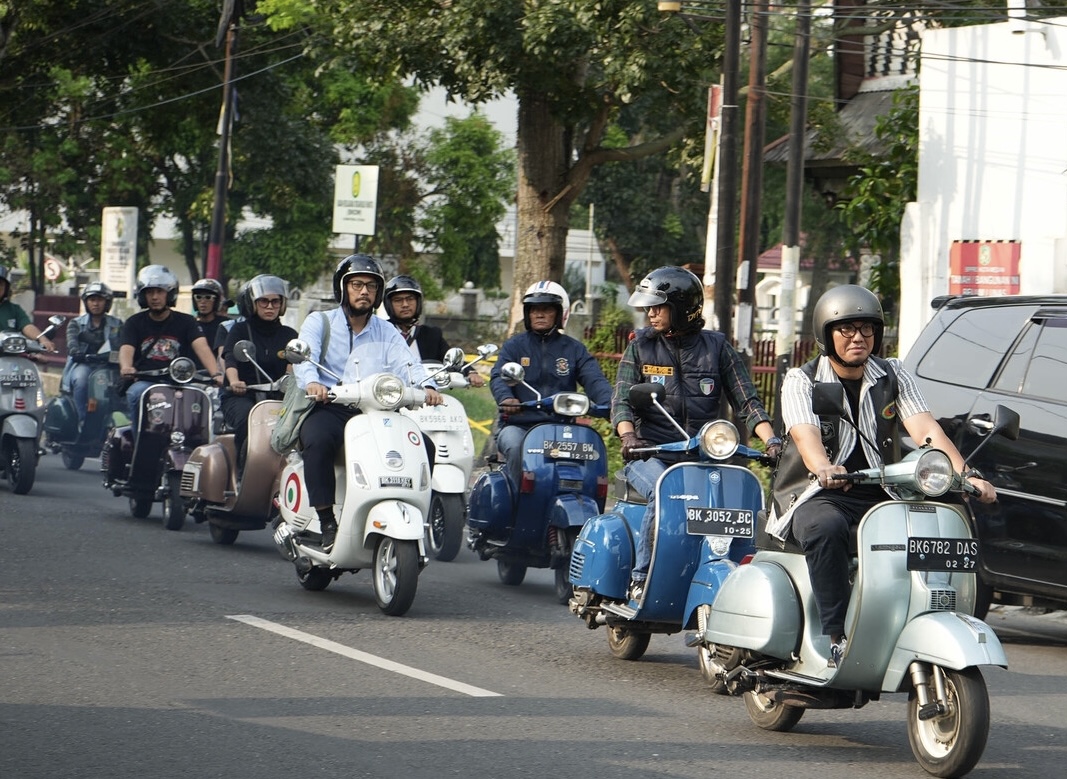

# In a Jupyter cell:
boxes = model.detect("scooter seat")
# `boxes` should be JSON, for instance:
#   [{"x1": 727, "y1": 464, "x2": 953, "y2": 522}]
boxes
[{"x1": 614, "y1": 471, "x2": 648, "y2": 505}]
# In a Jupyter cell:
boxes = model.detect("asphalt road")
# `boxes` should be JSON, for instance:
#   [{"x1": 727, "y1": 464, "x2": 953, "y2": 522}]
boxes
[{"x1": 2, "y1": 454, "x2": 1067, "y2": 779}]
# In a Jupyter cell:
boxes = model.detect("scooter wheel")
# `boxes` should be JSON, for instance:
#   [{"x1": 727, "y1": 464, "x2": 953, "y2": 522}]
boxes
[
  {"x1": 61, "y1": 451, "x2": 85, "y2": 471},
  {"x1": 297, "y1": 566, "x2": 333, "y2": 591},
  {"x1": 743, "y1": 690, "x2": 804, "y2": 732},
  {"x1": 4, "y1": 437, "x2": 37, "y2": 495},
  {"x1": 209, "y1": 523, "x2": 239, "y2": 545},
  {"x1": 907, "y1": 666, "x2": 989, "y2": 778},
  {"x1": 606, "y1": 626, "x2": 651, "y2": 661},
  {"x1": 497, "y1": 560, "x2": 527, "y2": 586}
]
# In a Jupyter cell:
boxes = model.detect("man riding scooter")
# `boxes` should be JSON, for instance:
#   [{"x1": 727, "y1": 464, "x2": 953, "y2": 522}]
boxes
[{"x1": 61, "y1": 282, "x2": 123, "y2": 427}]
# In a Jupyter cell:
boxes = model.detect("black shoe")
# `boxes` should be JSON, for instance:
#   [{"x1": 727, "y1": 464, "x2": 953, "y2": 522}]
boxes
[{"x1": 320, "y1": 521, "x2": 337, "y2": 553}]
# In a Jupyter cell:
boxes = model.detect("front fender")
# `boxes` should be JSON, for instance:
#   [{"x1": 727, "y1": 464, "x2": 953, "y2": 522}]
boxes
[
  {"x1": 430, "y1": 463, "x2": 468, "y2": 495},
  {"x1": 550, "y1": 492, "x2": 601, "y2": 529},
  {"x1": 2, "y1": 413, "x2": 40, "y2": 440},
  {"x1": 883, "y1": 612, "x2": 1007, "y2": 691},
  {"x1": 683, "y1": 559, "x2": 739, "y2": 629},
  {"x1": 165, "y1": 448, "x2": 193, "y2": 473},
  {"x1": 364, "y1": 500, "x2": 427, "y2": 545}
]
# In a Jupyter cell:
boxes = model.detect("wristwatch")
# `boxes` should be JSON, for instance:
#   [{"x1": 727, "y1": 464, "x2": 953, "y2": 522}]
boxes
[{"x1": 766, "y1": 436, "x2": 783, "y2": 447}]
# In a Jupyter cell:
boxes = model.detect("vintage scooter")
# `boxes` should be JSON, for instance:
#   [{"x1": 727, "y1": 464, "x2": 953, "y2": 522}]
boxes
[
  {"x1": 270, "y1": 339, "x2": 432, "y2": 617},
  {"x1": 181, "y1": 340, "x2": 287, "y2": 545},
  {"x1": 466, "y1": 362, "x2": 609, "y2": 603},
  {"x1": 101, "y1": 357, "x2": 214, "y2": 530},
  {"x1": 568, "y1": 383, "x2": 770, "y2": 661},
  {"x1": 0, "y1": 315, "x2": 64, "y2": 494},
  {"x1": 693, "y1": 384, "x2": 1020, "y2": 779},
  {"x1": 402, "y1": 343, "x2": 497, "y2": 562},
  {"x1": 43, "y1": 350, "x2": 123, "y2": 471}
]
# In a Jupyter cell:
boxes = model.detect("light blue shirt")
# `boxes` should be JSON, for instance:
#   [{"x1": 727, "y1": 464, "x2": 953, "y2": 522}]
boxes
[{"x1": 294, "y1": 307, "x2": 433, "y2": 389}]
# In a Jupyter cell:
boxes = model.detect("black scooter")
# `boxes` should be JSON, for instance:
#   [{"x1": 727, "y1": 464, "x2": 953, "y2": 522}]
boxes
[{"x1": 44, "y1": 353, "x2": 123, "y2": 470}]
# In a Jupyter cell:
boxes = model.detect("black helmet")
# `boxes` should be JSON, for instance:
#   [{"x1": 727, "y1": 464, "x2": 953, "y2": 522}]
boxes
[
  {"x1": 238, "y1": 274, "x2": 289, "y2": 319},
  {"x1": 628, "y1": 266, "x2": 704, "y2": 334},
  {"x1": 0, "y1": 265, "x2": 11, "y2": 302},
  {"x1": 812, "y1": 284, "x2": 885, "y2": 358},
  {"x1": 81, "y1": 281, "x2": 114, "y2": 313},
  {"x1": 135, "y1": 264, "x2": 179, "y2": 308},
  {"x1": 522, "y1": 280, "x2": 570, "y2": 332},
  {"x1": 191, "y1": 277, "x2": 228, "y2": 314},
  {"x1": 332, "y1": 254, "x2": 385, "y2": 309},
  {"x1": 383, "y1": 275, "x2": 423, "y2": 322}
]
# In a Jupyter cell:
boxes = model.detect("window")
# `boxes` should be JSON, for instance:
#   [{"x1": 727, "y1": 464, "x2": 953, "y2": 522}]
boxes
[
  {"x1": 916, "y1": 305, "x2": 1038, "y2": 389},
  {"x1": 1021, "y1": 319, "x2": 1067, "y2": 401}
]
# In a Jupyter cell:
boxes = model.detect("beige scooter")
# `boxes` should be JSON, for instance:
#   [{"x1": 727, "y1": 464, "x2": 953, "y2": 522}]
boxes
[{"x1": 181, "y1": 340, "x2": 287, "y2": 544}]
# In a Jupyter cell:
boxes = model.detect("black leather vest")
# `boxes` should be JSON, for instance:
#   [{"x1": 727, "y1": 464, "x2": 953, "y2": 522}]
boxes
[{"x1": 771, "y1": 356, "x2": 901, "y2": 518}]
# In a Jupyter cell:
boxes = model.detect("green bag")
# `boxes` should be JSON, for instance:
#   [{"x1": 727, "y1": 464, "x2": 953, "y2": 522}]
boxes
[{"x1": 269, "y1": 312, "x2": 330, "y2": 454}]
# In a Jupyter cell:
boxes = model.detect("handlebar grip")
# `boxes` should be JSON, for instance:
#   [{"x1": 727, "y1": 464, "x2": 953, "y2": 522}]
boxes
[{"x1": 829, "y1": 472, "x2": 864, "y2": 482}]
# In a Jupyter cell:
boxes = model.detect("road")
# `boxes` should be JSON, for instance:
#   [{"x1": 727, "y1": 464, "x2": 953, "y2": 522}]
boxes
[{"x1": 2, "y1": 454, "x2": 1067, "y2": 778}]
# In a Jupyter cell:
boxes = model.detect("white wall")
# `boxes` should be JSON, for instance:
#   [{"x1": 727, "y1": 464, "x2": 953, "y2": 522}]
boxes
[{"x1": 899, "y1": 18, "x2": 1067, "y2": 355}]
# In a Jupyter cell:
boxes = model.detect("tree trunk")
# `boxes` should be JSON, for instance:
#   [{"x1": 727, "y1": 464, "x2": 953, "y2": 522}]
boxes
[{"x1": 510, "y1": 91, "x2": 572, "y2": 335}]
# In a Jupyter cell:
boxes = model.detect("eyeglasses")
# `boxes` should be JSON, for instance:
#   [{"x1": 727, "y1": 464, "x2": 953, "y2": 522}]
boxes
[
  {"x1": 346, "y1": 280, "x2": 380, "y2": 293},
  {"x1": 193, "y1": 293, "x2": 217, "y2": 301},
  {"x1": 834, "y1": 322, "x2": 876, "y2": 338},
  {"x1": 256, "y1": 298, "x2": 283, "y2": 308}
]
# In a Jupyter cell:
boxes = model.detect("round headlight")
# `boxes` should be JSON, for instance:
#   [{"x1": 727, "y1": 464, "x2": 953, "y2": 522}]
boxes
[
  {"x1": 372, "y1": 374, "x2": 405, "y2": 408},
  {"x1": 915, "y1": 449, "x2": 953, "y2": 496},
  {"x1": 169, "y1": 357, "x2": 196, "y2": 384},
  {"x1": 698, "y1": 420, "x2": 740, "y2": 460},
  {"x1": 553, "y1": 393, "x2": 590, "y2": 417}
]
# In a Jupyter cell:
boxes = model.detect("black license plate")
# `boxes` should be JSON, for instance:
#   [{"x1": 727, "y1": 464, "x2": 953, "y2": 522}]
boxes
[
  {"x1": 685, "y1": 507, "x2": 755, "y2": 537},
  {"x1": 542, "y1": 440, "x2": 599, "y2": 461},
  {"x1": 906, "y1": 537, "x2": 979, "y2": 571}
]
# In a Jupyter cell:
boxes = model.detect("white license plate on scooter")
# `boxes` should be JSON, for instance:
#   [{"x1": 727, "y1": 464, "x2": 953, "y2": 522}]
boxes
[
  {"x1": 685, "y1": 507, "x2": 755, "y2": 537},
  {"x1": 379, "y1": 476, "x2": 413, "y2": 489},
  {"x1": 542, "y1": 440, "x2": 599, "y2": 461},
  {"x1": 906, "y1": 537, "x2": 979, "y2": 571}
]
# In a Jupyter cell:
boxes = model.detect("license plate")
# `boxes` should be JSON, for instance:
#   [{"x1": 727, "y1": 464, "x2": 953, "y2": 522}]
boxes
[
  {"x1": 906, "y1": 537, "x2": 979, "y2": 571},
  {"x1": 542, "y1": 440, "x2": 599, "y2": 461},
  {"x1": 379, "y1": 476, "x2": 413, "y2": 489},
  {"x1": 416, "y1": 414, "x2": 466, "y2": 431},
  {"x1": 685, "y1": 507, "x2": 755, "y2": 537}
]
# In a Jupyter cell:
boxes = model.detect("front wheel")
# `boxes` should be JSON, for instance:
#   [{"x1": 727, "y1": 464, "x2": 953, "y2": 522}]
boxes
[
  {"x1": 373, "y1": 537, "x2": 419, "y2": 616},
  {"x1": 743, "y1": 689, "x2": 804, "y2": 732},
  {"x1": 426, "y1": 493, "x2": 465, "y2": 562},
  {"x1": 553, "y1": 528, "x2": 579, "y2": 604},
  {"x1": 4, "y1": 437, "x2": 37, "y2": 495},
  {"x1": 209, "y1": 522, "x2": 239, "y2": 545},
  {"x1": 161, "y1": 472, "x2": 186, "y2": 531},
  {"x1": 61, "y1": 450, "x2": 85, "y2": 471},
  {"x1": 497, "y1": 559, "x2": 527, "y2": 586},
  {"x1": 696, "y1": 605, "x2": 743, "y2": 694},
  {"x1": 607, "y1": 626, "x2": 651, "y2": 661},
  {"x1": 298, "y1": 566, "x2": 333, "y2": 591},
  {"x1": 907, "y1": 666, "x2": 990, "y2": 778},
  {"x1": 129, "y1": 493, "x2": 153, "y2": 519}
]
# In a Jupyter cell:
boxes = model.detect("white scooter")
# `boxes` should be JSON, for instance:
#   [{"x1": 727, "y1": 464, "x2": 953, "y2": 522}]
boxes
[
  {"x1": 402, "y1": 343, "x2": 497, "y2": 561},
  {"x1": 271, "y1": 338, "x2": 432, "y2": 617},
  {"x1": 694, "y1": 384, "x2": 1020, "y2": 778}
]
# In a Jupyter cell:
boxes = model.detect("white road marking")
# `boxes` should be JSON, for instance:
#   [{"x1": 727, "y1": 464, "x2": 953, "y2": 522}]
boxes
[{"x1": 227, "y1": 614, "x2": 502, "y2": 697}]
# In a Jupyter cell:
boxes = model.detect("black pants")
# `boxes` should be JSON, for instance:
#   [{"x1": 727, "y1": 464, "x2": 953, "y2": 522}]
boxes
[
  {"x1": 298, "y1": 403, "x2": 435, "y2": 509},
  {"x1": 790, "y1": 490, "x2": 877, "y2": 638},
  {"x1": 221, "y1": 394, "x2": 256, "y2": 473}
]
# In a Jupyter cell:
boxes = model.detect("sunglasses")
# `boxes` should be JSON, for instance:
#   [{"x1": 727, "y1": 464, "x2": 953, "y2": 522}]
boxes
[{"x1": 193, "y1": 293, "x2": 218, "y2": 301}]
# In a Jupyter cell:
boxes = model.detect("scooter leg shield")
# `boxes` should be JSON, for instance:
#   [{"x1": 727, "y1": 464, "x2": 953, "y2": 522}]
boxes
[
  {"x1": 43, "y1": 396, "x2": 78, "y2": 440},
  {"x1": 467, "y1": 469, "x2": 513, "y2": 536},
  {"x1": 883, "y1": 612, "x2": 1007, "y2": 692},
  {"x1": 569, "y1": 510, "x2": 635, "y2": 599},
  {"x1": 703, "y1": 558, "x2": 802, "y2": 659}
]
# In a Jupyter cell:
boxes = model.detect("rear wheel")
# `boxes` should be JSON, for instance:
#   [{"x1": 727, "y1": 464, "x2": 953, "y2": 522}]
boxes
[
  {"x1": 209, "y1": 522, "x2": 239, "y2": 545},
  {"x1": 4, "y1": 437, "x2": 37, "y2": 495},
  {"x1": 497, "y1": 559, "x2": 527, "y2": 586},
  {"x1": 297, "y1": 566, "x2": 333, "y2": 591},
  {"x1": 373, "y1": 537, "x2": 419, "y2": 616},
  {"x1": 743, "y1": 690, "x2": 804, "y2": 732},
  {"x1": 426, "y1": 493, "x2": 465, "y2": 562},
  {"x1": 607, "y1": 626, "x2": 651, "y2": 661},
  {"x1": 61, "y1": 450, "x2": 84, "y2": 471},
  {"x1": 129, "y1": 494, "x2": 153, "y2": 519},
  {"x1": 907, "y1": 666, "x2": 989, "y2": 778},
  {"x1": 161, "y1": 472, "x2": 186, "y2": 531}
]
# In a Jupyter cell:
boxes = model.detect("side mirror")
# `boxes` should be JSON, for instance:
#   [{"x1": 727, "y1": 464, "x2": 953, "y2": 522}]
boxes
[
  {"x1": 284, "y1": 339, "x2": 311, "y2": 364},
  {"x1": 500, "y1": 362, "x2": 525, "y2": 384},
  {"x1": 992, "y1": 404, "x2": 1020, "y2": 441},
  {"x1": 442, "y1": 347, "x2": 465, "y2": 371},
  {"x1": 233, "y1": 340, "x2": 255, "y2": 363},
  {"x1": 811, "y1": 382, "x2": 846, "y2": 418},
  {"x1": 627, "y1": 383, "x2": 663, "y2": 411},
  {"x1": 48, "y1": 314, "x2": 66, "y2": 328},
  {"x1": 477, "y1": 343, "x2": 498, "y2": 358}
]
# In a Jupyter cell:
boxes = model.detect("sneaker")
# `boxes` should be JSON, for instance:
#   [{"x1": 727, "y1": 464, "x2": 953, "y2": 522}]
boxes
[
  {"x1": 320, "y1": 522, "x2": 337, "y2": 553},
  {"x1": 828, "y1": 637, "x2": 847, "y2": 668},
  {"x1": 628, "y1": 579, "x2": 645, "y2": 602}
]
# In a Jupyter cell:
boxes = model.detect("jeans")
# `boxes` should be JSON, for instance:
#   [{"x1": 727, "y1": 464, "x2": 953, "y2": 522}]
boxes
[
  {"x1": 495, "y1": 423, "x2": 532, "y2": 480},
  {"x1": 125, "y1": 380, "x2": 155, "y2": 431},
  {"x1": 68, "y1": 363, "x2": 94, "y2": 423},
  {"x1": 626, "y1": 456, "x2": 669, "y2": 582}
]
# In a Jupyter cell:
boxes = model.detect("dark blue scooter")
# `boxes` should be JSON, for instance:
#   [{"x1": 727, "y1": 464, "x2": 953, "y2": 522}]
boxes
[
  {"x1": 467, "y1": 362, "x2": 609, "y2": 603},
  {"x1": 568, "y1": 382, "x2": 771, "y2": 665}
]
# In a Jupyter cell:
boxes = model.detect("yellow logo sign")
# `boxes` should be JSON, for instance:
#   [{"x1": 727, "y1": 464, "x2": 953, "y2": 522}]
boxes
[{"x1": 351, "y1": 171, "x2": 361, "y2": 198}]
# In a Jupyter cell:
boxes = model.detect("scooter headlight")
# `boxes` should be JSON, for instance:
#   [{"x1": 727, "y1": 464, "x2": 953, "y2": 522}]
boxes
[
  {"x1": 372, "y1": 374, "x2": 405, "y2": 409},
  {"x1": 168, "y1": 357, "x2": 196, "y2": 384},
  {"x1": 552, "y1": 392, "x2": 590, "y2": 417},
  {"x1": 915, "y1": 448, "x2": 953, "y2": 496},
  {"x1": 1, "y1": 334, "x2": 27, "y2": 354},
  {"x1": 698, "y1": 420, "x2": 739, "y2": 460}
]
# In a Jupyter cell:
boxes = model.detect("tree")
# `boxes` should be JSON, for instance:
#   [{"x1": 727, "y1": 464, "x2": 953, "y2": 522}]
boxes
[{"x1": 258, "y1": 0, "x2": 725, "y2": 331}]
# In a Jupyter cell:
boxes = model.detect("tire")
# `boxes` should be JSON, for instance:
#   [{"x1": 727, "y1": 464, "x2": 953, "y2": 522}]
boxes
[
  {"x1": 607, "y1": 625, "x2": 651, "y2": 661},
  {"x1": 4, "y1": 437, "x2": 37, "y2": 495},
  {"x1": 972, "y1": 578, "x2": 994, "y2": 621},
  {"x1": 209, "y1": 523, "x2": 239, "y2": 545},
  {"x1": 907, "y1": 666, "x2": 990, "y2": 778},
  {"x1": 373, "y1": 537, "x2": 419, "y2": 616},
  {"x1": 696, "y1": 605, "x2": 743, "y2": 694},
  {"x1": 161, "y1": 472, "x2": 187, "y2": 531},
  {"x1": 298, "y1": 566, "x2": 333, "y2": 591},
  {"x1": 497, "y1": 559, "x2": 527, "y2": 586},
  {"x1": 61, "y1": 450, "x2": 85, "y2": 471},
  {"x1": 743, "y1": 689, "x2": 805, "y2": 732},
  {"x1": 553, "y1": 528, "x2": 579, "y2": 604},
  {"x1": 129, "y1": 494, "x2": 153, "y2": 519},
  {"x1": 426, "y1": 493, "x2": 465, "y2": 562}
]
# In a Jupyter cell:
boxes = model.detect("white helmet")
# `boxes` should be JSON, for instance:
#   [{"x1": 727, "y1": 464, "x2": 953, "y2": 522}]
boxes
[{"x1": 523, "y1": 280, "x2": 571, "y2": 331}]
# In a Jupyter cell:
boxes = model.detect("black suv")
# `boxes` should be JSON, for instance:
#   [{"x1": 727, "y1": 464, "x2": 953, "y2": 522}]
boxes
[{"x1": 903, "y1": 294, "x2": 1067, "y2": 614}]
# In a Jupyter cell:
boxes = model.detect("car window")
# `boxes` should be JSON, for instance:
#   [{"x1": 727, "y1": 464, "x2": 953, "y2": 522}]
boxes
[
  {"x1": 915, "y1": 305, "x2": 1038, "y2": 389},
  {"x1": 993, "y1": 321, "x2": 1038, "y2": 393},
  {"x1": 1020, "y1": 319, "x2": 1067, "y2": 400}
]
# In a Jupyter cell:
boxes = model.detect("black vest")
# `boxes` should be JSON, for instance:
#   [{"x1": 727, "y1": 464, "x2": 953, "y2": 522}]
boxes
[
  {"x1": 631, "y1": 328, "x2": 727, "y2": 460},
  {"x1": 771, "y1": 356, "x2": 901, "y2": 518}
]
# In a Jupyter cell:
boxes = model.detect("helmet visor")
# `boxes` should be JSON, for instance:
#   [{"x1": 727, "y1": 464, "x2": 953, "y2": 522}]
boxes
[{"x1": 628, "y1": 289, "x2": 668, "y2": 308}]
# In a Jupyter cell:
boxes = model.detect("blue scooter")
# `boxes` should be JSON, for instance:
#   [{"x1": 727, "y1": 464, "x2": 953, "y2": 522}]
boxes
[
  {"x1": 466, "y1": 362, "x2": 610, "y2": 603},
  {"x1": 568, "y1": 382, "x2": 771, "y2": 663}
]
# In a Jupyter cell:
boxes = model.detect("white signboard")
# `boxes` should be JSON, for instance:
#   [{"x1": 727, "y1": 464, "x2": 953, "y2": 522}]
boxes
[
  {"x1": 332, "y1": 165, "x2": 379, "y2": 236},
  {"x1": 100, "y1": 207, "x2": 139, "y2": 297}
]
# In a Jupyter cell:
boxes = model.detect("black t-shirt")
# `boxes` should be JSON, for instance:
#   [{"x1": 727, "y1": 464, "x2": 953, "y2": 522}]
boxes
[
  {"x1": 840, "y1": 375, "x2": 889, "y2": 502},
  {"x1": 121, "y1": 310, "x2": 205, "y2": 371},
  {"x1": 222, "y1": 317, "x2": 297, "y2": 387},
  {"x1": 197, "y1": 315, "x2": 229, "y2": 352}
]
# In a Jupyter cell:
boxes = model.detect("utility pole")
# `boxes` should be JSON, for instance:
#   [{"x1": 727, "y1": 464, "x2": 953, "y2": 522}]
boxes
[
  {"x1": 713, "y1": 0, "x2": 742, "y2": 344},
  {"x1": 774, "y1": 0, "x2": 812, "y2": 431},
  {"x1": 206, "y1": 4, "x2": 240, "y2": 281}
]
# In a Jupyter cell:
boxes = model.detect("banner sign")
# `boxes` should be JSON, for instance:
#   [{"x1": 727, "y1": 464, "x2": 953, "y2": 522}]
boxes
[
  {"x1": 100, "y1": 207, "x2": 139, "y2": 297},
  {"x1": 948, "y1": 240, "x2": 1021, "y2": 296},
  {"x1": 332, "y1": 165, "x2": 379, "y2": 236}
]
